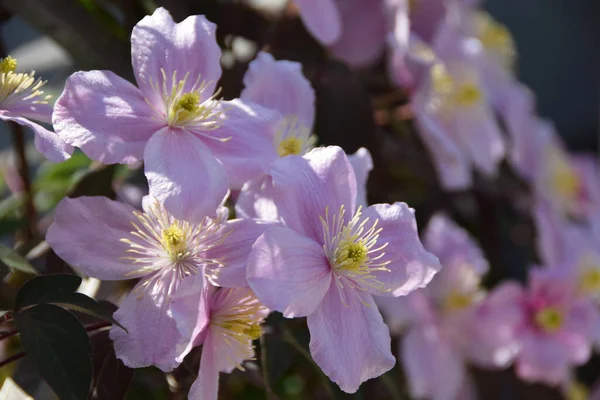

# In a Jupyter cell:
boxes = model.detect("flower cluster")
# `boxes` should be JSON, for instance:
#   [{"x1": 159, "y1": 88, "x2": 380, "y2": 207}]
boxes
[{"x1": 3, "y1": 1, "x2": 598, "y2": 399}]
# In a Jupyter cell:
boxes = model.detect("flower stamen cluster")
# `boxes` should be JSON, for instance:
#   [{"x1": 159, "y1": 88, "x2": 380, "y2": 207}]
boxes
[
  {"x1": 0, "y1": 56, "x2": 50, "y2": 106},
  {"x1": 274, "y1": 115, "x2": 316, "y2": 157}
]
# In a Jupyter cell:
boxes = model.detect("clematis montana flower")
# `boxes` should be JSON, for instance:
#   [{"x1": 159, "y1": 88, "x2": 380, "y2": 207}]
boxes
[
  {"x1": 378, "y1": 214, "x2": 521, "y2": 400},
  {"x1": 236, "y1": 53, "x2": 373, "y2": 219},
  {"x1": 0, "y1": 56, "x2": 72, "y2": 162},
  {"x1": 246, "y1": 145, "x2": 441, "y2": 392},
  {"x1": 53, "y1": 8, "x2": 278, "y2": 222},
  {"x1": 171, "y1": 274, "x2": 268, "y2": 400},
  {"x1": 511, "y1": 268, "x2": 598, "y2": 385},
  {"x1": 47, "y1": 195, "x2": 271, "y2": 370}
]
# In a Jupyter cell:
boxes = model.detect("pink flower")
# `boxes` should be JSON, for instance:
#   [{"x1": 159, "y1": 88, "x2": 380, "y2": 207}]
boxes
[
  {"x1": 378, "y1": 214, "x2": 520, "y2": 400},
  {"x1": 0, "y1": 56, "x2": 72, "y2": 162},
  {"x1": 46, "y1": 195, "x2": 271, "y2": 370},
  {"x1": 246, "y1": 145, "x2": 440, "y2": 392},
  {"x1": 52, "y1": 8, "x2": 278, "y2": 222},
  {"x1": 513, "y1": 268, "x2": 598, "y2": 385},
  {"x1": 171, "y1": 275, "x2": 268, "y2": 400}
]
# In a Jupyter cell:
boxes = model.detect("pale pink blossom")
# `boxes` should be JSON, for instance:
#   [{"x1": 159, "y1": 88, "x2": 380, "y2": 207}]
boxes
[
  {"x1": 246, "y1": 145, "x2": 440, "y2": 392},
  {"x1": 47, "y1": 195, "x2": 271, "y2": 370},
  {"x1": 0, "y1": 56, "x2": 72, "y2": 162},
  {"x1": 53, "y1": 8, "x2": 278, "y2": 222}
]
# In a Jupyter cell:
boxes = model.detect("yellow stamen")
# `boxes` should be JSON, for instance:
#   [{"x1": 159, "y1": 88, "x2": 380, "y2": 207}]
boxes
[
  {"x1": 0, "y1": 56, "x2": 17, "y2": 73},
  {"x1": 431, "y1": 64, "x2": 454, "y2": 94},
  {"x1": 580, "y1": 267, "x2": 600, "y2": 295},
  {"x1": 547, "y1": 148, "x2": 580, "y2": 207},
  {"x1": 443, "y1": 292, "x2": 474, "y2": 312},
  {"x1": 243, "y1": 324, "x2": 263, "y2": 340},
  {"x1": 337, "y1": 240, "x2": 369, "y2": 272},
  {"x1": 535, "y1": 307, "x2": 564, "y2": 333},
  {"x1": 278, "y1": 137, "x2": 303, "y2": 157},
  {"x1": 565, "y1": 381, "x2": 588, "y2": 400},
  {"x1": 454, "y1": 83, "x2": 483, "y2": 106},
  {"x1": 474, "y1": 11, "x2": 516, "y2": 68},
  {"x1": 162, "y1": 222, "x2": 187, "y2": 258}
]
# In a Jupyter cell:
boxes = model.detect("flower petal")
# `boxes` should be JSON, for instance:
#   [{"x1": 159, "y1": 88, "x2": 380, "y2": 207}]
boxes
[
  {"x1": 199, "y1": 99, "x2": 279, "y2": 189},
  {"x1": 307, "y1": 282, "x2": 395, "y2": 393},
  {"x1": 110, "y1": 282, "x2": 184, "y2": 371},
  {"x1": 205, "y1": 218, "x2": 278, "y2": 288},
  {"x1": 362, "y1": 203, "x2": 441, "y2": 297},
  {"x1": 0, "y1": 113, "x2": 72, "y2": 162},
  {"x1": 295, "y1": 0, "x2": 342, "y2": 45},
  {"x1": 46, "y1": 196, "x2": 144, "y2": 280},
  {"x1": 329, "y1": 0, "x2": 387, "y2": 67},
  {"x1": 402, "y1": 325, "x2": 467, "y2": 400},
  {"x1": 270, "y1": 146, "x2": 357, "y2": 242},
  {"x1": 188, "y1": 331, "x2": 220, "y2": 400},
  {"x1": 241, "y1": 52, "x2": 315, "y2": 128},
  {"x1": 247, "y1": 227, "x2": 331, "y2": 318},
  {"x1": 144, "y1": 127, "x2": 228, "y2": 222},
  {"x1": 53, "y1": 70, "x2": 161, "y2": 164},
  {"x1": 347, "y1": 147, "x2": 373, "y2": 209},
  {"x1": 131, "y1": 7, "x2": 222, "y2": 107},
  {"x1": 235, "y1": 175, "x2": 279, "y2": 221}
]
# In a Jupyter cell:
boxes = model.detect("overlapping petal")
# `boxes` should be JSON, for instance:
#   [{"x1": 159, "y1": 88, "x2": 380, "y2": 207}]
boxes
[{"x1": 294, "y1": 0, "x2": 342, "y2": 45}]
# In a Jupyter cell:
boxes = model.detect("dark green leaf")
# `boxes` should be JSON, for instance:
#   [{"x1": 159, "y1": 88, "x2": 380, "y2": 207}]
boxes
[
  {"x1": 15, "y1": 274, "x2": 81, "y2": 309},
  {"x1": 14, "y1": 304, "x2": 92, "y2": 400},
  {"x1": 0, "y1": 244, "x2": 37, "y2": 275},
  {"x1": 15, "y1": 274, "x2": 125, "y2": 331},
  {"x1": 69, "y1": 165, "x2": 117, "y2": 199},
  {"x1": 90, "y1": 329, "x2": 133, "y2": 400}
]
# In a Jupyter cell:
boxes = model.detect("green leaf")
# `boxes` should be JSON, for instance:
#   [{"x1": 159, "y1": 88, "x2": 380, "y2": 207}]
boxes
[
  {"x1": 15, "y1": 274, "x2": 81, "y2": 309},
  {"x1": 0, "y1": 244, "x2": 37, "y2": 275},
  {"x1": 14, "y1": 304, "x2": 92, "y2": 400},
  {"x1": 90, "y1": 329, "x2": 133, "y2": 400},
  {"x1": 15, "y1": 274, "x2": 126, "y2": 331}
]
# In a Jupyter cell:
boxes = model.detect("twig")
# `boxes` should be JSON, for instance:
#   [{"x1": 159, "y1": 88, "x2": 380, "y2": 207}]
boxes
[
  {"x1": 0, "y1": 351, "x2": 25, "y2": 368},
  {"x1": 282, "y1": 328, "x2": 336, "y2": 400},
  {"x1": 259, "y1": 334, "x2": 278, "y2": 400},
  {"x1": 0, "y1": 329, "x2": 17, "y2": 342}
]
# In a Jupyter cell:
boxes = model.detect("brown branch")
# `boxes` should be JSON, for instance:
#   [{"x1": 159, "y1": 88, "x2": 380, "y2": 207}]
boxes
[{"x1": 0, "y1": 351, "x2": 25, "y2": 368}]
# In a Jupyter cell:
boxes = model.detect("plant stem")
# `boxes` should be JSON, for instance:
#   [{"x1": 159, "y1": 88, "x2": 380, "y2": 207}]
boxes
[
  {"x1": 282, "y1": 328, "x2": 336, "y2": 400},
  {"x1": 259, "y1": 334, "x2": 277, "y2": 400},
  {"x1": 0, "y1": 351, "x2": 25, "y2": 368},
  {"x1": 0, "y1": 329, "x2": 17, "y2": 342}
]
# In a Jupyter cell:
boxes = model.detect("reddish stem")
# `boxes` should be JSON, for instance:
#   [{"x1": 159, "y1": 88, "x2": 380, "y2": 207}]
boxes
[{"x1": 0, "y1": 351, "x2": 25, "y2": 369}]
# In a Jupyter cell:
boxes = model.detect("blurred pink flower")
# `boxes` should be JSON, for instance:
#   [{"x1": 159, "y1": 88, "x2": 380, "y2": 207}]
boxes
[
  {"x1": 246, "y1": 145, "x2": 440, "y2": 392},
  {"x1": 378, "y1": 214, "x2": 520, "y2": 400},
  {"x1": 0, "y1": 56, "x2": 72, "y2": 162},
  {"x1": 171, "y1": 274, "x2": 268, "y2": 400},
  {"x1": 46, "y1": 195, "x2": 271, "y2": 370},
  {"x1": 53, "y1": 8, "x2": 279, "y2": 222},
  {"x1": 513, "y1": 268, "x2": 598, "y2": 385}
]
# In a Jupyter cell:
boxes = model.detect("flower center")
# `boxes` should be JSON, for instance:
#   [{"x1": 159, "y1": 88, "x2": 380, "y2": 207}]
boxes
[
  {"x1": 579, "y1": 261, "x2": 600, "y2": 294},
  {"x1": 321, "y1": 205, "x2": 390, "y2": 297},
  {"x1": 545, "y1": 148, "x2": 580, "y2": 211},
  {"x1": 534, "y1": 307, "x2": 564, "y2": 333},
  {"x1": 274, "y1": 115, "x2": 316, "y2": 158},
  {"x1": 454, "y1": 83, "x2": 483, "y2": 107},
  {"x1": 119, "y1": 201, "x2": 225, "y2": 297},
  {"x1": 0, "y1": 56, "x2": 50, "y2": 105},
  {"x1": 147, "y1": 69, "x2": 226, "y2": 131},
  {"x1": 0, "y1": 56, "x2": 17, "y2": 73},
  {"x1": 443, "y1": 292, "x2": 474, "y2": 312},
  {"x1": 565, "y1": 381, "x2": 588, "y2": 400},
  {"x1": 474, "y1": 11, "x2": 516, "y2": 68}
]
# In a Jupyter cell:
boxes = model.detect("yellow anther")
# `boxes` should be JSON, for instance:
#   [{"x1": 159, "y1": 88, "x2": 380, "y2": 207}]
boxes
[
  {"x1": 0, "y1": 56, "x2": 17, "y2": 74},
  {"x1": 162, "y1": 223, "x2": 186, "y2": 257},
  {"x1": 548, "y1": 150, "x2": 580, "y2": 202},
  {"x1": 176, "y1": 92, "x2": 200, "y2": 113},
  {"x1": 338, "y1": 240, "x2": 369, "y2": 272},
  {"x1": 454, "y1": 83, "x2": 483, "y2": 106},
  {"x1": 535, "y1": 307, "x2": 564, "y2": 333},
  {"x1": 243, "y1": 324, "x2": 263, "y2": 340},
  {"x1": 431, "y1": 64, "x2": 454, "y2": 94},
  {"x1": 565, "y1": 381, "x2": 588, "y2": 400},
  {"x1": 443, "y1": 292, "x2": 473, "y2": 312},
  {"x1": 580, "y1": 268, "x2": 600, "y2": 294},
  {"x1": 277, "y1": 137, "x2": 303, "y2": 157}
]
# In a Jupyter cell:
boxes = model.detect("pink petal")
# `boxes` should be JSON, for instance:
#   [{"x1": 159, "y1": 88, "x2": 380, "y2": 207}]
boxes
[
  {"x1": 307, "y1": 282, "x2": 395, "y2": 393},
  {"x1": 362, "y1": 203, "x2": 441, "y2": 297},
  {"x1": 247, "y1": 227, "x2": 331, "y2": 318},
  {"x1": 131, "y1": 7, "x2": 222, "y2": 107},
  {"x1": 5, "y1": 102, "x2": 52, "y2": 124},
  {"x1": 144, "y1": 127, "x2": 228, "y2": 222},
  {"x1": 241, "y1": 52, "x2": 315, "y2": 128},
  {"x1": 110, "y1": 282, "x2": 184, "y2": 371},
  {"x1": 235, "y1": 175, "x2": 279, "y2": 221},
  {"x1": 53, "y1": 70, "x2": 161, "y2": 164},
  {"x1": 170, "y1": 273, "x2": 211, "y2": 362},
  {"x1": 200, "y1": 99, "x2": 279, "y2": 189},
  {"x1": 204, "y1": 218, "x2": 277, "y2": 288},
  {"x1": 295, "y1": 0, "x2": 342, "y2": 45},
  {"x1": 270, "y1": 146, "x2": 357, "y2": 243},
  {"x1": 46, "y1": 196, "x2": 145, "y2": 280},
  {"x1": 516, "y1": 332, "x2": 571, "y2": 385},
  {"x1": 330, "y1": 0, "x2": 387, "y2": 67},
  {"x1": 402, "y1": 325, "x2": 467, "y2": 400},
  {"x1": 189, "y1": 331, "x2": 220, "y2": 400},
  {"x1": 0, "y1": 113, "x2": 72, "y2": 162},
  {"x1": 347, "y1": 147, "x2": 373, "y2": 209}
]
